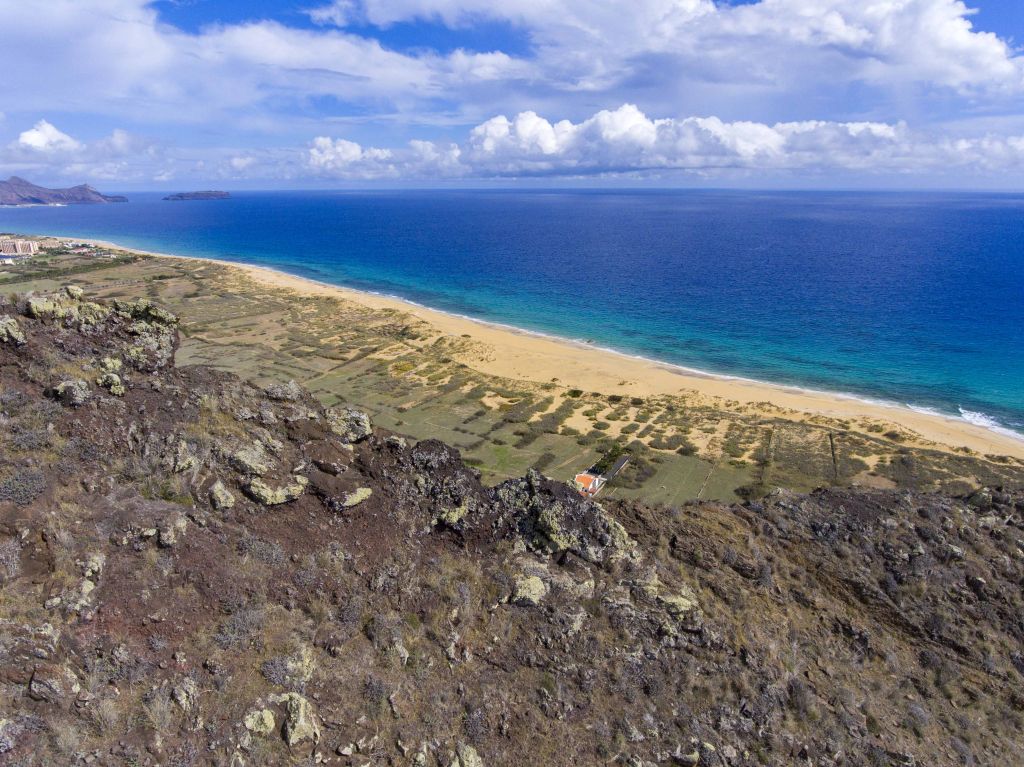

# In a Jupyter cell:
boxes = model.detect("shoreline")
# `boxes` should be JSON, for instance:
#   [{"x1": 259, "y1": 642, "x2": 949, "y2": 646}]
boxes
[{"x1": 49, "y1": 235, "x2": 1024, "y2": 460}]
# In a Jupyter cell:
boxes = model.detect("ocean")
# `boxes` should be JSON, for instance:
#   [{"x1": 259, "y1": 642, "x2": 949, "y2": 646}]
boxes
[{"x1": 2, "y1": 189, "x2": 1022, "y2": 439}]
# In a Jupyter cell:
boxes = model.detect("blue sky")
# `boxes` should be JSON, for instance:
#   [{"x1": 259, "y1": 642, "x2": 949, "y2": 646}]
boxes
[{"x1": 1, "y1": 0, "x2": 1023, "y2": 188}]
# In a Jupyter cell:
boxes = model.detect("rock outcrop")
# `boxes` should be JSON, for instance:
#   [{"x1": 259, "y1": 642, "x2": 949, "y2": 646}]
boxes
[{"x1": 0, "y1": 288, "x2": 1022, "y2": 767}]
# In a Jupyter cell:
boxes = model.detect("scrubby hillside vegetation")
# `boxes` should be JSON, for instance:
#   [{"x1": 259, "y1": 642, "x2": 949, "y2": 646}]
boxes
[{"x1": 1, "y1": 289, "x2": 1022, "y2": 766}]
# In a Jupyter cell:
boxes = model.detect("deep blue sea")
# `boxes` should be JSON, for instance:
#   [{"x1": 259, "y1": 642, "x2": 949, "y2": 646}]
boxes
[{"x1": 2, "y1": 190, "x2": 1022, "y2": 439}]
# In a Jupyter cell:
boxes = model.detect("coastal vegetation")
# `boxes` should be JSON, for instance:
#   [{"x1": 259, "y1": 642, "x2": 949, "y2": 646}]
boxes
[{"x1": 2, "y1": 244, "x2": 1021, "y2": 505}]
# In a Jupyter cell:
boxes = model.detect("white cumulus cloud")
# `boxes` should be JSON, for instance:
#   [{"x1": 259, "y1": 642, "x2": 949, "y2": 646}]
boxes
[
  {"x1": 308, "y1": 103, "x2": 1024, "y2": 179},
  {"x1": 16, "y1": 120, "x2": 82, "y2": 153}
]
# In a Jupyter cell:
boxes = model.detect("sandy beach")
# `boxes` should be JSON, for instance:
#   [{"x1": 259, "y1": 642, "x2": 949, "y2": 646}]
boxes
[{"x1": 74, "y1": 237, "x2": 1024, "y2": 460}]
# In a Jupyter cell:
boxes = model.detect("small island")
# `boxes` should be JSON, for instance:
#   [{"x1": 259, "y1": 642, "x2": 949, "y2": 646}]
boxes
[{"x1": 162, "y1": 190, "x2": 231, "y2": 201}]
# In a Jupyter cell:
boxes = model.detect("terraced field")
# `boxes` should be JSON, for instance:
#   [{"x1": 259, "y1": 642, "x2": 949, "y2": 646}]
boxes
[{"x1": 5, "y1": 246, "x2": 1023, "y2": 503}]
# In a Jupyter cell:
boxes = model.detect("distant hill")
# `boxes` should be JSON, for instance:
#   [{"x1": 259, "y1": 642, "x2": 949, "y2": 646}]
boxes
[
  {"x1": 0, "y1": 176, "x2": 127, "y2": 205},
  {"x1": 163, "y1": 190, "x2": 230, "y2": 201}
]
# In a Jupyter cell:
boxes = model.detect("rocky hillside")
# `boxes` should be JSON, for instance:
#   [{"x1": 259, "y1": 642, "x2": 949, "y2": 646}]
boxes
[
  {"x1": 0, "y1": 177, "x2": 127, "y2": 206},
  {"x1": 0, "y1": 289, "x2": 1022, "y2": 766}
]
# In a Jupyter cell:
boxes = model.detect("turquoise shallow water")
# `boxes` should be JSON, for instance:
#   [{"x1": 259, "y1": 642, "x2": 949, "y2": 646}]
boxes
[{"x1": 2, "y1": 189, "x2": 1022, "y2": 439}]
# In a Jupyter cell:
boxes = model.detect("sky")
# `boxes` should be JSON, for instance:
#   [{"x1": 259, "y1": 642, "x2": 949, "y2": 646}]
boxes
[{"x1": 1, "y1": 0, "x2": 1023, "y2": 189}]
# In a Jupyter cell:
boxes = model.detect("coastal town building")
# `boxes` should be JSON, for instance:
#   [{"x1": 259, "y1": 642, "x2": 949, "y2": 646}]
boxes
[
  {"x1": 573, "y1": 455, "x2": 630, "y2": 498},
  {"x1": 0, "y1": 239, "x2": 39, "y2": 256},
  {"x1": 573, "y1": 471, "x2": 607, "y2": 497}
]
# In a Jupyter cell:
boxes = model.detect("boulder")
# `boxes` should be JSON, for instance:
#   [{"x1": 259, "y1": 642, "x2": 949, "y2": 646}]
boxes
[
  {"x1": 172, "y1": 678, "x2": 199, "y2": 714},
  {"x1": 264, "y1": 379, "x2": 303, "y2": 402},
  {"x1": 26, "y1": 296, "x2": 61, "y2": 320},
  {"x1": 659, "y1": 586, "x2": 700, "y2": 617},
  {"x1": 512, "y1": 575, "x2": 547, "y2": 606},
  {"x1": 271, "y1": 692, "x2": 320, "y2": 746},
  {"x1": 327, "y1": 407, "x2": 373, "y2": 443},
  {"x1": 172, "y1": 440, "x2": 198, "y2": 473},
  {"x1": 231, "y1": 445, "x2": 272, "y2": 477},
  {"x1": 113, "y1": 298, "x2": 179, "y2": 326},
  {"x1": 456, "y1": 744, "x2": 485, "y2": 767},
  {"x1": 967, "y1": 488, "x2": 993, "y2": 510},
  {"x1": 158, "y1": 516, "x2": 188, "y2": 547},
  {"x1": 246, "y1": 476, "x2": 308, "y2": 506},
  {"x1": 209, "y1": 480, "x2": 235, "y2": 510},
  {"x1": 340, "y1": 487, "x2": 372, "y2": 509},
  {"x1": 28, "y1": 663, "x2": 80, "y2": 704},
  {"x1": 0, "y1": 718, "x2": 19, "y2": 755},
  {"x1": 244, "y1": 708, "x2": 276, "y2": 737},
  {"x1": 671, "y1": 748, "x2": 700, "y2": 766},
  {"x1": 0, "y1": 316, "x2": 26, "y2": 346},
  {"x1": 97, "y1": 372, "x2": 126, "y2": 396},
  {"x1": 55, "y1": 379, "x2": 90, "y2": 407},
  {"x1": 495, "y1": 470, "x2": 633, "y2": 564},
  {"x1": 26, "y1": 290, "x2": 109, "y2": 327}
]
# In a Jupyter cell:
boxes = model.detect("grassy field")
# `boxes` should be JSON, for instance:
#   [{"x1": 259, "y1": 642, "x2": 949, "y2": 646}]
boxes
[{"x1": 5, "y1": 244, "x2": 1024, "y2": 503}]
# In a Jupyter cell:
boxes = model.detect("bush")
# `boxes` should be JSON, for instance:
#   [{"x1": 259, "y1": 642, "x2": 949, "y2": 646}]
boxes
[
  {"x1": 214, "y1": 607, "x2": 265, "y2": 649},
  {"x1": 533, "y1": 452, "x2": 556, "y2": 473},
  {"x1": 363, "y1": 675, "x2": 391, "y2": 717},
  {"x1": 0, "y1": 469, "x2": 46, "y2": 506}
]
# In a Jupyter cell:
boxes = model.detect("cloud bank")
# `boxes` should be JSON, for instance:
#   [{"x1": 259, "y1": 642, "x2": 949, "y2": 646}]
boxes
[
  {"x1": 306, "y1": 104, "x2": 1024, "y2": 179},
  {"x1": 1, "y1": 0, "x2": 1023, "y2": 185}
]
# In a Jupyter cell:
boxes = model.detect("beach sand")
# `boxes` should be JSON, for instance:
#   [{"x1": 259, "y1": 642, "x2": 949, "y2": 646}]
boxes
[{"x1": 80, "y1": 237, "x2": 1024, "y2": 461}]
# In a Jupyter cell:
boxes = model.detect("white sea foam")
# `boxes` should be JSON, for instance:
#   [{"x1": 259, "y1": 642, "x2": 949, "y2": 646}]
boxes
[
  {"x1": 958, "y1": 408, "x2": 1024, "y2": 442},
  {"x1": 906, "y1": 404, "x2": 946, "y2": 417}
]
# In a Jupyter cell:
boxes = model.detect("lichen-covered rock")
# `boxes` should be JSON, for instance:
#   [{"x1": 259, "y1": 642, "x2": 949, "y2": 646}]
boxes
[
  {"x1": 28, "y1": 663, "x2": 80, "y2": 704},
  {"x1": 326, "y1": 406, "x2": 373, "y2": 443},
  {"x1": 340, "y1": 486, "x2": 372, "y2": 509},
  {"x1": 231, "y1": 445, "x2": 271, "y2": 476},
  {"x1": 26, "y1": 289, "x2": 110, "y2": 327},
  {"x1": 437, "y1": 500, "x2": 470, "y2": 527},
  {"x1": 209, "y1": 480, "x2": 235, "y2": 510},
  {"x1": 246, "y1": 476, "x2": 308, "y2": 506},
  {"x1": 0, "y1": 316, "x2": 26, "y2": 346},
  {"x1": 55, "y1": 379, "x2": 90, "y2": 407},
  {"x1": 659, "y1": 586, "x2": 701, "y2": 622},
  {"x1": 82, "y1": 552, "x2": 105, "y2": 580},
  {"x1": 73, "y1": 301, "x2": 112, "y2": 326},
  {"x1": 495, "y1": 470, "x2": 633, "y2": 564},
  {"x1": 456, "y1": 744, "x2": 484, "y2": 767},
  {"x1": 512, "y1": 575, "x2": 547, "y2": 606},
  {"x1": 410, "y1": 440, "x2": 486, "y2": 526},
  {"x1": 271, "y1": 692, "x2": 320, "y2": 746},
  {"x1": 172, "y1": 678, "x2": 199, "y2": 714},
  {"x1": 0, "y1": 718, "x2": 19, "y2": 755},
  {"x1": 26, "y1": 296, "x2": 61, "y2": 320},
  {"x1": 158, "y1": 516, "x2": 188, "y2": 547},
  {"x1": 244, "y1": 708, "x2": 276, "y2": 737},
  {"x1": 97, "y1": 371, "x2": 126, "y2": 396},
  {"x1": 171, "y1": 440, "x2": 198, "y2": 473},
  {"x1": 113, "y1": 298, "x2": 179, "y2": 326},
  {"x1": 671, "y1": 748, "x2": 700, "y2": 766},
  {"x1": 265, "y1": 379, "x2": 303, "y2": 402},
  {"x1": 100, "y1": 356, "x2": 122, "y2": 373}
]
